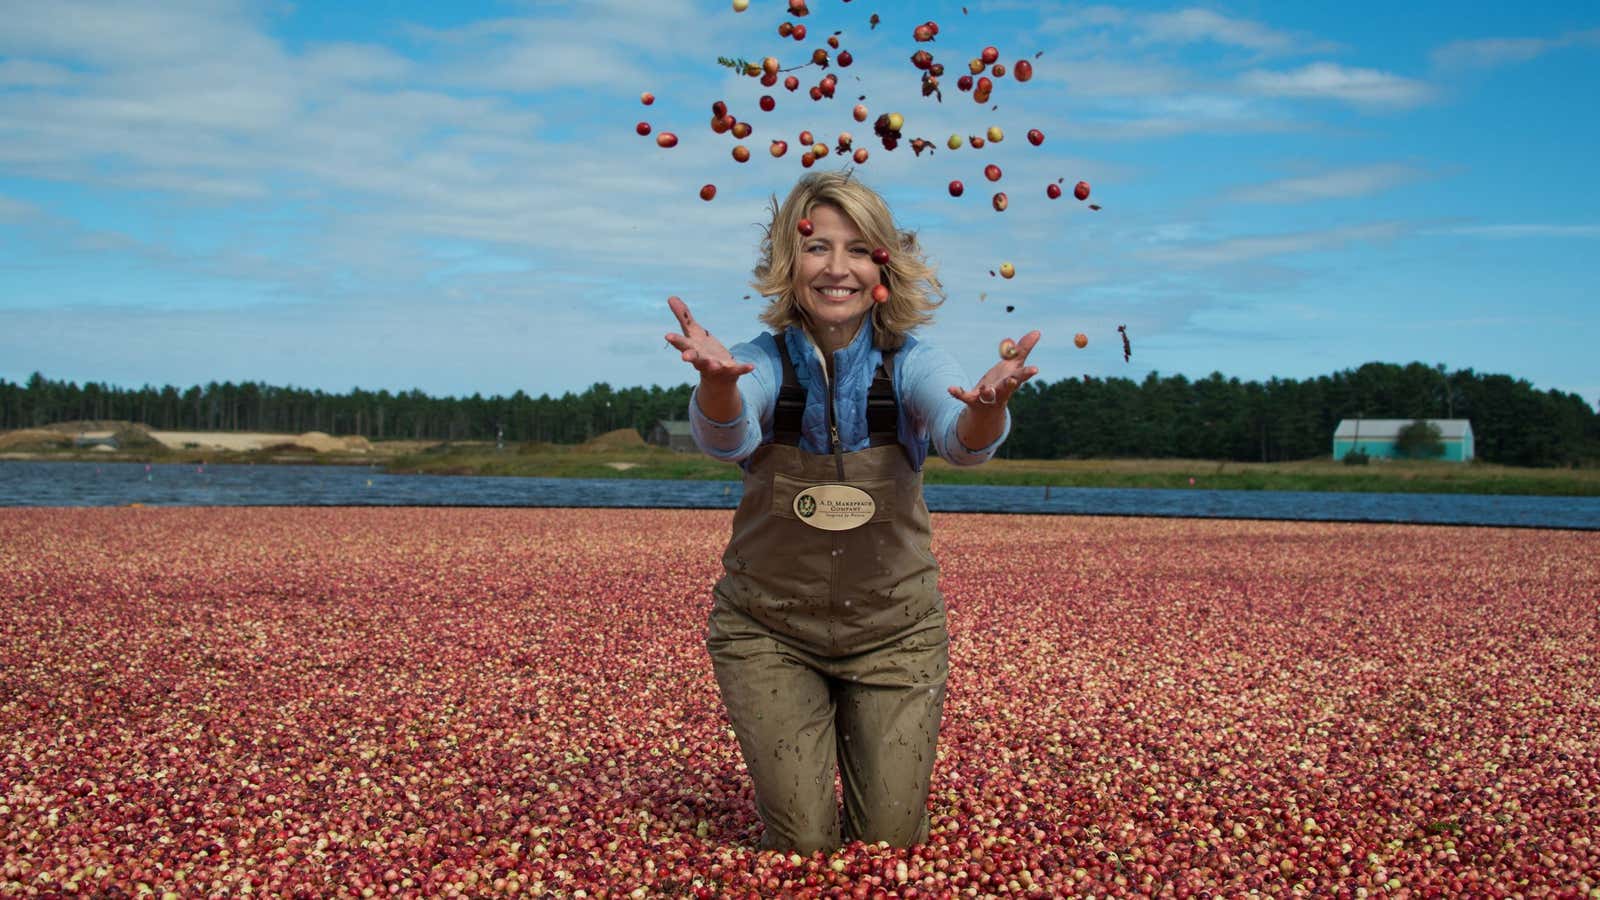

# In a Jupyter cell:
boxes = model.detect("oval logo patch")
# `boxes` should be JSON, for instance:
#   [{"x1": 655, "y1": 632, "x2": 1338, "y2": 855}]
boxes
[{"x1": 793, "y1": 484, "x2": 876, "y2": 531}]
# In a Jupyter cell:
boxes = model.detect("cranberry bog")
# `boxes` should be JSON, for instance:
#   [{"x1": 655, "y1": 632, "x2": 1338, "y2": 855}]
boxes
[{"x1": 2, "y1": 508, "x2": 1596, "y2": 898}]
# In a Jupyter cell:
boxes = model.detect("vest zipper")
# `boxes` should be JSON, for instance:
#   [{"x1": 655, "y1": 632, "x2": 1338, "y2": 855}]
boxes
[{"x1": 821, "y1": 351, "x2": 846, "y2": 481}]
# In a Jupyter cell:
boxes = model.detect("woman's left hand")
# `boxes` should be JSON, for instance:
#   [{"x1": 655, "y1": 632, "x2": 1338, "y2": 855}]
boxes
[{"x1": 948, "y1": 330, "x2": 1042, "y2": 409}]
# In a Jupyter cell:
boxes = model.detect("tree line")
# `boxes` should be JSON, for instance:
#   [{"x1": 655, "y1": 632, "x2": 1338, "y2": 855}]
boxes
[{"x1": 3, "y1": 362, "x2": 1595, "y2": 466}]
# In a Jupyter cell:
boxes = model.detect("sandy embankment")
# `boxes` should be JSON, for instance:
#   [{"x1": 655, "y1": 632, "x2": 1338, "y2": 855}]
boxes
[{"x1": 147, "y1": 430, "x2": 372, "y2": 453}]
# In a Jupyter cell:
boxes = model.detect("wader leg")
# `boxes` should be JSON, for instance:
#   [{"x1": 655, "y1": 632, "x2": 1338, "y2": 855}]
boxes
[
  {"x1": 708, "y1": 609, "x2": 842, "y2": 854},
  {"x1": 834, "y1": 627, "x2": 948, "y2": 848}
]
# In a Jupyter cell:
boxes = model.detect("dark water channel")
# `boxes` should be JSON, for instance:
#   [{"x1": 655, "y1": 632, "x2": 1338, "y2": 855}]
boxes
[{"x1": 1, "y1": 461, "x2": 1596, "y2": 529}]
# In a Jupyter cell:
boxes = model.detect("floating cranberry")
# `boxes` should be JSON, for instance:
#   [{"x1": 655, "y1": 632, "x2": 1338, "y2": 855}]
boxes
[{"x1": 1075, "y1": 180, "x2": 1091, "y2": 201}]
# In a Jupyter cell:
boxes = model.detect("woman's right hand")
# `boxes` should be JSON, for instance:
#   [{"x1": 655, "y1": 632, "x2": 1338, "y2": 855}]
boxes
[{"x1": 665, "y1": 295, "x2": 755, "y2": 382}]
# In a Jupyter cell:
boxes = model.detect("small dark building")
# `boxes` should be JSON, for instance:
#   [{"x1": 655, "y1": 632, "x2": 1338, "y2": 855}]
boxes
[{"x1": 648, "y1": 420, "x2": 696, "y2": 453}]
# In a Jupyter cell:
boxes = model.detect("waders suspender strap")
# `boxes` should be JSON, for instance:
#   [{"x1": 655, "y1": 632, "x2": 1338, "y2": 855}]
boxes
[{"x1": 772, "y1": 337, "x2": 898, "y2": 448}]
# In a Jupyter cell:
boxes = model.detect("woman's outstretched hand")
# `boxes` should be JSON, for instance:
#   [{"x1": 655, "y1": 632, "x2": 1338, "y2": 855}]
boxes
[
  {"x1": 665, "y1": 295, "x2": 755, "y2": 382},
  {"x1": 948, "y1": 330, "x2": 1042, "y2": 409}
]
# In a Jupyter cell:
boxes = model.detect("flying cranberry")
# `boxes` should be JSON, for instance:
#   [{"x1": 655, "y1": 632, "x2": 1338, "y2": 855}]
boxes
[
  {"x1": 968, "y1": 58, "x2": 985, "y2": 75},
  {"x1": 711, "y1": 116, "x2": 730, "y2": 134},
  {"x1": 991, "y1": 63, "x2": 1006, "y2": 77},
  {"x1": 771, "y1": 140, "x2": 789, "y2": 157},
  {"x1": 1028, "y1": 129, "x2": 1044, "y2": 146},
  {"x1": 981, "y1": 46, "x2": 999, "y2": 65},
  {"x1": 700, "y1": 184, "x2": 717, "y2": 201},
  {"x1": 799, "y1": 130, "x2": 813, "y2": 145},
  {"x1": 762, "y1": 57, "x2": 780, "y2": 76},
  {"x1": 999, "y1": 338, "x2": 1018, "y2": 360},
  {"x1": 811, "y1": 142, "x2": 828, "y2": 157},
  {"x1": 871, "y1": 247, "x2": 890, "y2": 265},
  {"x1": 911, "y1": 50, "x2": 933, "y2": 70},
  {"x1": 760, "y1": 95, "x2": 776, "y2": 112},
  {"x1": 733, "y1": 0, "x2": 749, "y2": 9},
  {"x1": 641, "y1": 92, "x2": 655, "y2": 105},
  {"x1": 853, "y1": 104, "x2": 868, "y2": 122},
  {"x1": 778, "y1": 22, "x2": 793, "y2": 37},
  {"x1": 947, "y1": 133, "x2": 963, "y2": 149},
  {"x1": 760, "y1": 71, "x2": 777, "y2": 87},
  {"x1": 788, "y1": 0, "x2": 808, "y2": 16},
  {"x1": 1074, "y1": 180, "x2": 1091, "y2": 201},
  {"x1": 784, "y1": 75, "x2": 800, "y2": 92},
  {"x1": 828, "y1": 35, "x2": 840, "y2": 49},
  {"x1": 871, "y1": 284, "x2": 889, "y2": 303},
  {"x1": 913, "y1": 24, "x2": 933, "y2": 42},
  {"x1": 813, "y1": 48, "x2": 829, "y2": 66},
  {"x1": 800, "y1": 151, "x2": 816, "y2": 168},
  {"x1": 992, "y1": 192, "x2": 1008, "y2": 211},
  {"x1": 636, "y1": 122, "x2": 651, "y2": 136},
  {"x1": 732, "y1": 122, "x2": 752, "y2": 138},
  {"x1": 969, "y1": 135, "x2": 985, "y2": 148},
  {"x1": 999, "y1": 262, "x2": 1015, "y2": 279},
  {"x1": 656, "y1": 132, "x2": 678, "y2": 148},
  {"x1": 1046, "y1": 183, "x2": 1062, "y2": 199},
  {"x1": 957, "y1": 75, "x2": 973, "y2": 91},
  {"x1": 926, "y1": 20, "x2": 939, "y2": 36},
  {"x1": 1014, "y1": 59, "x2": 1033, "y2": 82},
  {"x1": 987, "y1": 125, "x2": 1004, "y2": 143},
  {"x1": 930, "y1": 62, "x2": 945, "y2": 77},
  {"x1": 985, "y1": 164, "x2": 1002, "y2": 182},
  {"x1": 732, "y1": 145, "x2": 750, "y2": 163},
  {"x1": 837, "y1": 50, "x2": 853, "y2": 67},
  {"x1": 809, "y1": 85, "x2": 822, "y2": 101},
  {"x1": 1074, "y1": 333, "x2": 1088, "y2": 349},
  {"x1": 977, "y1": 76, "x2": 993, "y2": 94},
  {"x1": 948, "y1": 180, "x2": 964, "y2": 197},
  {"x1": 712, "y1": 100, "x2": 728, "y2": 117},
  {"x1": 792, "y1": 24, "x2": 807, "y2": 40},
  {"x1": 797, "y1": 218, "x2": 814, "y2": 236},
  {"x1": 853, "y1": 147, "x2": 868, "y2": 163}
]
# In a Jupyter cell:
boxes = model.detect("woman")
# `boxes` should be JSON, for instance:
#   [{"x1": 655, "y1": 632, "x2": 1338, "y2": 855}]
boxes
[{"x1": 665, "y1": 171, "x2": 1040, "y2": 854}]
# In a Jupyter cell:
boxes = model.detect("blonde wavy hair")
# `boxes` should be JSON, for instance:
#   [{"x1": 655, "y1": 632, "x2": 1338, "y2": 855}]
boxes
[{"x1": 752, "y1": 171, "x2": 944, "y2": 350}]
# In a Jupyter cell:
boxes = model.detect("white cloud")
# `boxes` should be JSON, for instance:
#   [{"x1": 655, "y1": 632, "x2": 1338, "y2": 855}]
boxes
[
  {"x1": 1141, "y1": 222, "x2": 1406, "y2": 266},
  {"x1": 1431, "y1": 28, "x2": 1600, "y2": 70},
  {"x1": 1042, "y1": 5, "x2": 1327, "y2": 56},
  {"x1": 0, "y1": 59, "x2": 75, "y2": 87},
  {"x1": 1230, "y1": 164, "x2": 1422, "y2": 203},
  {"x1": 1426, "y1": 224, "x2": 1600, "y2": 239},
  {"x1": 1137, "y1": 9, "x2": 1300, "y2": 54},
  {"x1": 1239, "y1": 62, "x2": 1432, "y2": 108}
]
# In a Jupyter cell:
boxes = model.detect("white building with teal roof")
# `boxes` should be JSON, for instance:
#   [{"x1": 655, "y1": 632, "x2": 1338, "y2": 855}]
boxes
[{"x1": 1333, "y1": 418, "x2": 1475, "y2": 462}]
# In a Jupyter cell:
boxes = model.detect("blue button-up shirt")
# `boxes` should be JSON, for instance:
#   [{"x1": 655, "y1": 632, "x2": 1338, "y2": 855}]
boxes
[{"x1": 689, "y1": 321, "x2": 1009, "y2": 470}]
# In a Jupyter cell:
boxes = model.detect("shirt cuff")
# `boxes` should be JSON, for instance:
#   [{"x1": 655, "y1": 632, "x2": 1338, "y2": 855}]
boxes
[
  {"x1": 689, "y1": 386, "x2": 754, "y2": 460},
  {"x1": 943, "y1": 407, "x2": 1010, "y2": 466}
]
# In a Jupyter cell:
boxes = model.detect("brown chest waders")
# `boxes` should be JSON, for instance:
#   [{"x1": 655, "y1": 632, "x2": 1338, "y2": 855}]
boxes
[{"x1": 705, "y1": 342, "x2": 949, "y2": 854}]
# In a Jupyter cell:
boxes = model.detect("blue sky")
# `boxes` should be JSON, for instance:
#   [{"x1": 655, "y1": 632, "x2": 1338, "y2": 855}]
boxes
[{"x1": 2, "y1": 0, "x2": 1597, "y2": 409}]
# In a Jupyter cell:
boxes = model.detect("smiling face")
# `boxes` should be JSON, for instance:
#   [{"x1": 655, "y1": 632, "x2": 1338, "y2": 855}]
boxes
[{"x1": 793, "y1": 203, "x2": 880, "y2": 353}]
